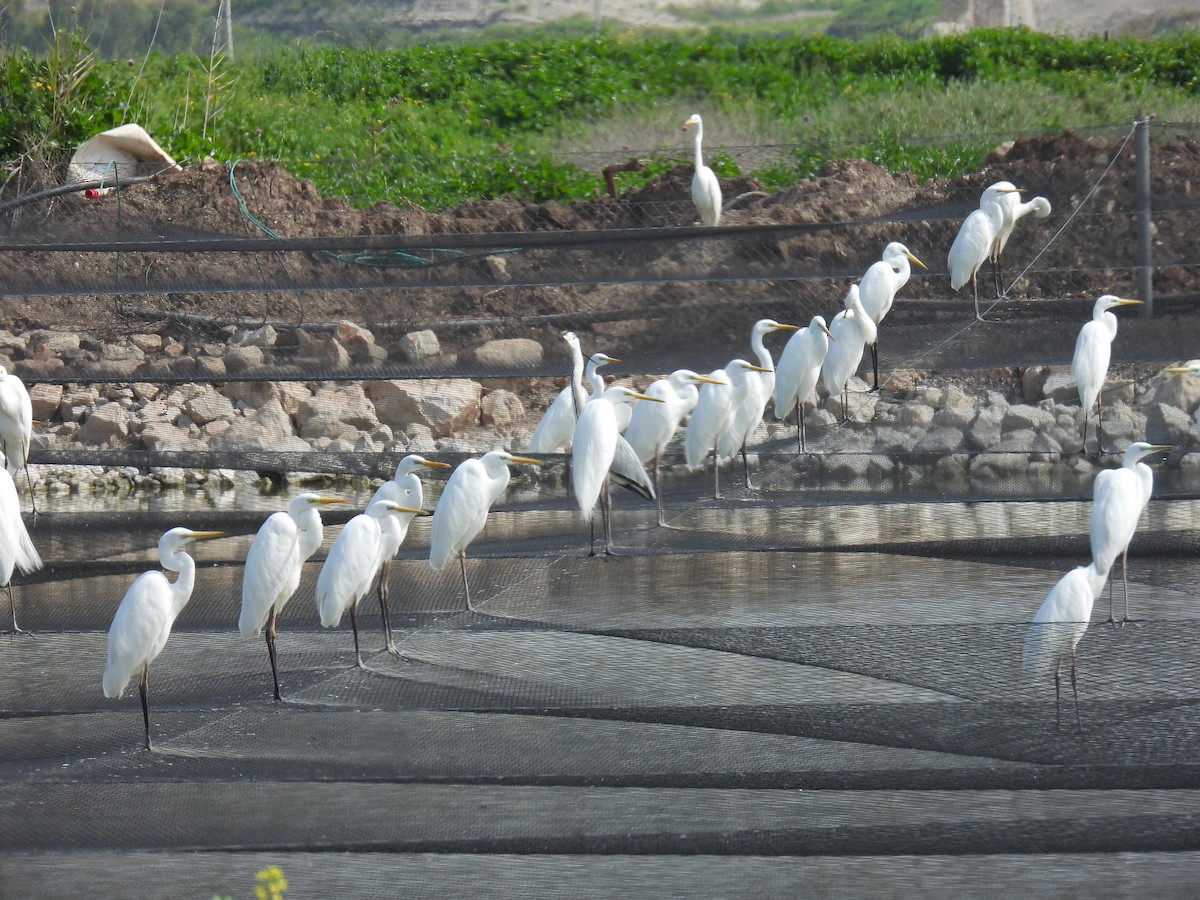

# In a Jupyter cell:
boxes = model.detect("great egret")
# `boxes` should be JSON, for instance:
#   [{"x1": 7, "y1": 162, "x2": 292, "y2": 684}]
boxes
[
  {"x1": 239, "y1": 493, "x2": 344, "y2": 700},
  {"x1": 625, "y1": 369, "x2": 725, "y2": 524},
  {"x1": 528, "y1": 331, "x2": 619, "y2": 453},
  {"x1": 857, "y1": 242, "x2": 927, "y2": 389},
  {"x1": 1165, "y1": 361, "x2": 1200, "y2": 437},
  {"x1": 716, "y1": 319, "x2": 798, "y2": 488},
  {"x1": 0, "y1": 365, "x2": 35, "y2": 509},
  {"x1": 0, "y1": 448, "x2": 41, "y2": 635},
  {"x1": 429, "y1": 449, "x2": 541, "y2": 611},
  {"x1": 821, "y1": 284, "x2": 876, "y2": 421},
  {"x1": 683, "y1": 113, "x2": 721, "y2": 226},
  {"x1": 1022, "y1": 562, "x2": 1105, "y2": 730},
  {"x1": 685, "y1": 360, "x2": 769, "y2": 499},
  {"x1": 990, "y1": 184, "x2": 1051, "y2": 296},
  {"x1": 773, "y1": 315, "x2": 835, "y2": 452},
  {"x1": 1090, "y1": 440, "x2": 1174, "y2": 626},
  {"x1": 102, "y1": 527, "x2": 225, "y2": 750},
  {"x1": 573, "y1": 385, "x2": 661, "y2": 555},
  {"x1": 369, "y1": 454, "x2": 450, "y2": 653},
  {"x1": 318, "y1": 499, "x2": 430, "y2": 668},
  {"x1": 1072, "y1": 294, "x2": 1142, "y2": 455},
  {"x1": 948, "y1": 182, "x2": 1020, "y2": 320}
]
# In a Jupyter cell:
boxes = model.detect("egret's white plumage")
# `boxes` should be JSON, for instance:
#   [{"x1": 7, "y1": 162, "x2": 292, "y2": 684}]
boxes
[
  {"x1": 683, "y1": 113, "x2": 722, "y2": 227},
  {"x1": 239, "y1": 492, "x2": 343, "y2": 699},
  {"x1": 625, "y1": 369, "x2": 724, "y2": 523},
  {"x1": 529, "y1": 331, "x2": 621, "y2": 453},
  {"x1": 428, "y1": 449, "x2": 541, "y2": 611},
  {"x1": 948, "y1": 183, "x2": 1019, "y2": 320},
  {"x1": 773, "y1": 315, "x2": 834, "y2": 452},
  {"x1": 1072, "y1": 294, "x2": 1142, "y2": 454},
  {"x1": 1022, "y1": 562, "x2": 1106, "y2": 730},
  {"x1": 102, "y1": 526, "x2": 225, "y2": 750},
  {"x1": 858, "y1": 242, "x2": 926, "y2": 389},
  {"x1": 1090, "y1": 441, "x2": 1174, "y2": 625},
  {"x1": 317, "y1": 499, "x2": 429, "y2": 667},
  {"x1": 0, "y1": 365, "x2": 32, "y2": 480},
  {"x1": 369, "y1": 454, "x2": 449, "y2": 653},
  {"x1": 0, "y1": 448, "x2": 41, "y2": 635},
  {"x1": 685, "y1": 360, "x2": 768, "y2": 498},
  {"x1": 821, "y1": 284, "x2": 877, "y2": 418},
  {"x1": 1165, "y1": 360, "x2": 1200, "y2": 438},
  {"x1": 993, "y1": 185, "x2": 1052, "y2": 261}
]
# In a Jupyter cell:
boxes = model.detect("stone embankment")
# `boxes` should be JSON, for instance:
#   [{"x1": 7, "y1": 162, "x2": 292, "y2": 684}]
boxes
[{"x1": 6, "y1": 320, "x2": 1200, "y2": 496}]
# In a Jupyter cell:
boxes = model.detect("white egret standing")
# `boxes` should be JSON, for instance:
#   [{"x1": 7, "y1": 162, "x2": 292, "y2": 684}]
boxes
[
  {"x1": 0, "y1": 365, "x2": 35, "y2": 512},
  {"x1": 625, "y1": 369, "x2": 725, "y2": 524},
  {"x1": 821, "y1": 284, "x2": 877, "y2": 421},
  {"x1": 685, "y1": 360, "x2": 769, "y2": 499},
  {"x1": 1072, "y1": 294, "x2": 1142, "y2": 455},
  {"x1": 948, "y1": 183, "x2": 1020, "y2": 321},
  {"x1": 529, "y1": 331, "x2": 619, "y2": 453},
  {"x1": 318, "y1": 500, "x2": 430, "y2": 668},
  {"x1": 857, "y1": 242, "x2": 927, "y2": 389},
  {"x1": 0, "y1": 448, "x2": 41, "y2": 635},
  {"x1": 573, "y1": 385, "x2": 662, "y2": 555},
  {"x1": 102, "y1": 527, "x2": 225, "y2": 750},
  {"x1": 239, "y1": 493, "x2": 344, "y2": 700},
  {"x1": 774, "y1": 315, "x2": 835, "y2": 452},
  {"x1": 722, "y1": 319, "x2": 798, "y2": 488},
  {"x1": 683, "y1": 113, "x2": 721, "y2": 227},
  {"x1": 990, "y1": 184, "x2": 1051, "y2": 296},
  {"x1": 429, "y1": 450, "x2": 541, "y2": 612},
  {"x1": 1022, "y1": 562, "x2": 1106, "y2": 730},
  {"x1": 369, "y1": 454, "x2": 450, "y2": 654},
  {"x1": 1090, "y1": 441, "x2": 1175, "y2": 626}
]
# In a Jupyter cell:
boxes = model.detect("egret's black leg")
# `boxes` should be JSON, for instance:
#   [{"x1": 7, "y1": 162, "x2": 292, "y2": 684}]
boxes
[{"x1": 140, "y1": 664, "x2": 153, "y2": 751}]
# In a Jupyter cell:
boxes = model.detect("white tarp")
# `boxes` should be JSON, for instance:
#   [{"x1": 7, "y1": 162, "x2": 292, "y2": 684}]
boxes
[{"x1": 67, "y1": 124, "x2": 180, "y2": 187}]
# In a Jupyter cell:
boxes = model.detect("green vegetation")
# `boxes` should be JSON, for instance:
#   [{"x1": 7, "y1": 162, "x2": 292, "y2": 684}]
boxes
[{"x1": 3, "y1": 28, "x2": 1200, "y2": 209}]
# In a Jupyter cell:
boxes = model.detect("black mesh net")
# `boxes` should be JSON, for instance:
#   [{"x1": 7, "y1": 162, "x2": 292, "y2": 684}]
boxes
[{"x1": 3, "y1": 123, "x2": 1200, "y2": 896}]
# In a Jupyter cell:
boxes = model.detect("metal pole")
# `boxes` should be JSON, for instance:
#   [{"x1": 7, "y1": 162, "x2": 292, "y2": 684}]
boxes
[{"x1": 1135, "y1": 114, "x2": 1152, "y2": 317}]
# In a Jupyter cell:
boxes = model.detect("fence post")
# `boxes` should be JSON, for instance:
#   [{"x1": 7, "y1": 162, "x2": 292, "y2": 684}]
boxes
[{"x1": 1135, "y1": 114, "x2": 1153, "y2": 317}]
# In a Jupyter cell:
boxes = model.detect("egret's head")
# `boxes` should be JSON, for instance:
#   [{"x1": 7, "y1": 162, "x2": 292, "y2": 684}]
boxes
[
  {"x1": 1165, "y1": 360, "x2": 1200, "y2": 376},
  {"x1": 160, "y1": 527, "x2": 225, "y2": 557},
  {"x1": 1094, "y1": 294, "x2": 1142, "y2": 315},
  {"x1": 590, "y1": 352, "x2": 621, "y2": 367},
  {"x1": 683, "y1": 113, "x2": 702, "y2": 130},
  {"x1": 1122, "y1": 441, "x2": 1177, "y2": 466}
]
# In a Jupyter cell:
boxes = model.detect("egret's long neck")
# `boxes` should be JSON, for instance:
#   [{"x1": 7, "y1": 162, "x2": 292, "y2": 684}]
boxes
[
  {"x1": 568, "y1": 342, "x2": 587, "y2": 416},
  {"x1": 584, "y1": 359, "x2": 604, "y2": 399},
  {"x1": 296, "y1": 510, "x2": 325, "y2": 561},
  {"x1": 162, "y1": 550, "x2": 197, "y2": 619},
  {"x1": 1135, "y1": 462, "x2": 1155, "y2": 509},
  {"x1": 692, "y1": 125, "x2": 704, "y2": 168},
  {"x1": 851, "y1": 295, "x2": 878, "y2": 343},
  {"x1": 1100, "y1": 310, "x2": 1119, "y2": 342},
  {"x1": 750, "y1": 331, "x2": 775, "y2": 373}
]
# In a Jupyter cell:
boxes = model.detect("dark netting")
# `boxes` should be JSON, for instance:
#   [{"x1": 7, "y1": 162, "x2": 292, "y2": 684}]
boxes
[{"x1": 3, "y1": 122, "x2": 1200, "y2": 897}]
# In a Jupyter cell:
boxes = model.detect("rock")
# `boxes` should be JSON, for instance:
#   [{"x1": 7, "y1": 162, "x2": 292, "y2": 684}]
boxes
[
  {"x1": 209, "y1": 399, "x2": 303, "y2": 451},
  {"x1": 913, "y1": 427, "x2": 965, "y2": 454},
  {"x1": 101, "y1": 341, "x2": 145, "y2": 362},
  {"x1": 481, "y1": 389, "x2": 525, "y2": 428},
  {"x1": 79, "y1": 402, "x2": 131, "y2": 445},
  {"x1": 366, "y1": 379, "x2": 482, "y2": 438},
  {"x1": 221, "y1": 380, "x2": 280, "y2": 410},
  {"x1": 296, "y1": 383, "x2": 378, "y2": 431},
  {"x1": 1145, "y1": 402, "x2": 1196, "y2": 445},
  {"x1": 224, "y1": 345, "x2": 265, "y2": 373},
  {"x1": 293, "y1": 329, "x2": 351, "y2": 370},
  {"x1": 184, "y1": 389, "x2": 236, "y2": 426},
  {"x1": 402, "y1": 423, "x2": 437, "y2": 453},
  {"x1": 194, "y1": 356, "x2": 227, "y2": 379},
  {"x1": 60, "y1": 386, "x2": 101, "y2": 422},
  {"x1": 131, "y1": 383, "x2": 160, "y2": 402},
  {"x1": 1002, "y1": 404, "x2": 1056, "y2": 433},
  {"x1": 28, "y1": 383, "x2": 63, "y2": 422},
  {"x1": 27, "y1": 330, "x2": 81, "y2": 356},
  {"x1": 229, "y1": 324, "x2": 278, "y2": 348},
  {"x1": 966, "y1": 406, "x2": 1004, "y2": 451},
  {"x1": 932, "y1": 404, "x2": 975, "y2": 431},
  {"x1": 474, "y1": 338, "x2": 543, "y2": 369},
  {"x1": 894, "y1": 404, "x2": 935, "y2": 429},
  {"x1": 336, "y1": 320, "x2": 388, "y2": 363},
  {"x1": 300, "y1": 415, "x2": 360, "y2": 442},
  {"x1": 277, "y1": 382, "x2": 314, "y2": 416},
  {"x1": 1041, "y1": 371, "x2": 1077, "y2": 404},
  {"x1": 399, "y1": 329, "x2": 441, "y2": 361},
  {"x1": 140, "y1": 420, "x2": 190, "y2": 450},
  {"x1": 1147, "y1": 367, "x2": 1200, "y2": 414},
  {"x1": 129, "y1": 334, "x2": 163, "y2": 353}
]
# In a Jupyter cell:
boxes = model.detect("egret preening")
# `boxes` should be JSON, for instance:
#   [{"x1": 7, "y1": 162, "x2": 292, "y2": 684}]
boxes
[
  {"x1": 685, "y1": 360, "x2": 769, "y2": 499},
  {"x1": 528, "y1": 331, "x2": 619, "y2": 453},
  {"x1": 774, "y1": 315, "x2": 835, "y2": 452},
  {"x1": 683, "y1": 113, "x2": 721, "y2": 227},
  {"x1": 1023, "y1": 562, "x2": 1106, "y2": 730},
  {"x1": 990, "y1": 184, "x2": 1051, "y2": 296},
  {"x1": 625, "y1": 369, "x2": 725, "y2": 524},
  {"x1": 573, "y1": 386, "x2": 662, "y2": 555},
  {"x1": 318, "y1": 500, "x2": 430, "y2": 668},
  {"x1": 821, "y1": 284, "x2": 877, "y2": 421},
  {"x1": 369, "y1": 454, "x2": 450, "y2": 653},
  {"x1": 429, "y1": 450, "x2": 541, "y2": 612},
  {"x1": 857, "y1": 242, "x2": 927, "y2": 389},
  {"x1": 1090, "y1": 441, "x2": 1175, "y2": 626},
  {"x1": 1072, "y1": 295, "x2": 1142, "y2": 455},
  {"x1": 948, "y1": 182, "x2": 1020, "y2": 321},
  {"x1": 239, "y1": 493, "x2": 343, "y2": 700},
  {"x1": 102, "y1": 527, "x2": 225, "y2": 750},
  {"x1": 0, "y1": 448, "x2": 41, "y2": 636}
]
